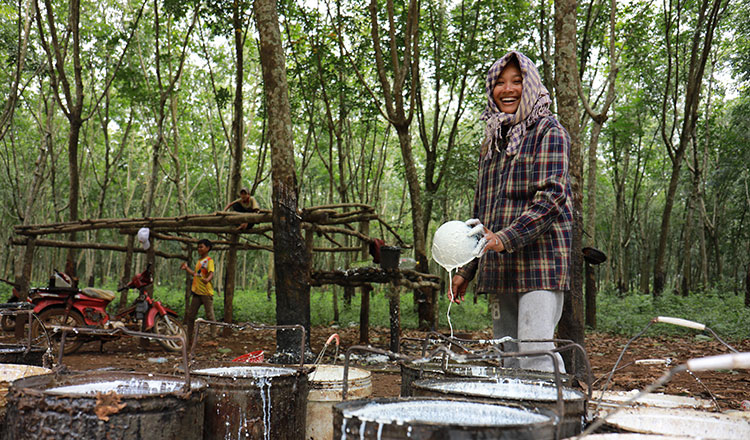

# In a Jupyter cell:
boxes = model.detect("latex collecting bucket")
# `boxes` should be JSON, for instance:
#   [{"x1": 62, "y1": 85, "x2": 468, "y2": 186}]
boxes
[
  {"x1": 601, "y1": 407, "x2": 750, "y2": 439},
  {"x1": 306, "y1": 364, "x2": 372, "y2": 440},
  {"x1": 400, "y1": 360, "x2": 573, "y2": 397},
  {"x1": 2, "y1": 371, "x2": 205, "y2": 440},
  {"x1": 431, "y1": 220, "x2": 479, "y2": 271},
  {"x1": 379, "y1": 246, "x2": 401, "y2": 269},
  {"x1": 0, "y1": 343, "x2": 46, "y2": 367},
  {"x1": 411, "y1": 377, "x2": 587, "y2": 438},
  {"x1": 334, "y1": 397, "x2": 556, "y2": 439},
  {"x1": 191, "y1": 365, "x2": 309, "y2": 440}
]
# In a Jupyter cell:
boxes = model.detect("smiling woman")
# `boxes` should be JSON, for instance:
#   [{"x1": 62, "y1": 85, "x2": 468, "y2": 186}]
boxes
[
  {"x1": 492, "y1": 57, "x2": 523, "y2": 114},
  {"x1": 451, "y1": 50, "x2": 573, "y2": 374}
]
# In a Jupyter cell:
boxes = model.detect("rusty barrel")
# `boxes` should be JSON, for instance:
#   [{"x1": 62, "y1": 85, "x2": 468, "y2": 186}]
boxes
[
  {"x1": 0, "y1": 343, "x2": 46, "y2": 367},
  {"x1": 400, "y1": 360, "x2": 573, "y2": 397},
  {"x1": 191, "y1": 365, "x2": 309, "y2": 440},
  {"x1": 2, "y1": 371, "x2": 205, "y2": 440},
  {"x1": 333, "y1": 397, "x2": 556, "y2": 439},
  {"x1": 411, "y1": 377, "x2": 586, "y2": 438}
]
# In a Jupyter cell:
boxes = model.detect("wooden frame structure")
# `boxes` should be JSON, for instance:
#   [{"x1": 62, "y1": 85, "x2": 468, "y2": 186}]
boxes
[{"x1": 11, "y1": 203, "x2": 439, "y2": 348}]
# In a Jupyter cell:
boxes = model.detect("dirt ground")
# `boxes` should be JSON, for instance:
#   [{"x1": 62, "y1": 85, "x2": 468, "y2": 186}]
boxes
[{"x1": 3, "y1": 325, "x2": 749, "y2": 411}]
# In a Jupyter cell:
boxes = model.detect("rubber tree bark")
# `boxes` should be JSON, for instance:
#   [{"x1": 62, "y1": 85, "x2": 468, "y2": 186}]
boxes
[
  {"x1": 554, "y1": 0, "x2": 586, "y2": 375},
  {"x1": 254, "y1": 0, "x2": 311, "y2": 362}
]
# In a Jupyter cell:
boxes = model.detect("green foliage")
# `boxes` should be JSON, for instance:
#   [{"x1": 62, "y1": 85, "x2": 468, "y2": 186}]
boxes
[{"x1": 596, "y1": 286, "x2": 750, "y2": 340}]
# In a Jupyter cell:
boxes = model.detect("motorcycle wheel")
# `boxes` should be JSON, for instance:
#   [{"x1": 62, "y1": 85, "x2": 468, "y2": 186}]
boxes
[
  {"x1": 31, "y1": 308, "x2": 86, "y2": 354},
  {"x1": 153, "y1": 314, "x2": 186, "y2": 352}
]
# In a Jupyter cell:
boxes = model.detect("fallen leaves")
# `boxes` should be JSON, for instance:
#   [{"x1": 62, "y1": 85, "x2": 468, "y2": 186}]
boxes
[{"x1": 94, "y1": 391, "x2": 126, "y2": 421}]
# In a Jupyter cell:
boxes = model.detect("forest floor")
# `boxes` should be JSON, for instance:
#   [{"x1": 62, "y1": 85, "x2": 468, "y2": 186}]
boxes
[{"x1": 3, "y1": 326, "x2": 749, "y2": 411}]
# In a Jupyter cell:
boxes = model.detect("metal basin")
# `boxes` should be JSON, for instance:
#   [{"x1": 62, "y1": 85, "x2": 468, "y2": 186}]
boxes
[
  {"x1": 334, "y1": 397, "x2": 556, "y2": 439},
  {"x1": 2, "y1": 371, "x2": 205, "y2": 440},
  {"x1": 400, "y1": 360, "x2": 573, "y2": 397},
  {"x1": 0, "y1": 344, "x2": 46, "y2": 367},
  {"x1": 602, "y1": 407, "x2": 750, "y2": 439},
  {"x1": 412, "y1": 377, "x2": 586, "y2": 438},
  {"x1": 591, "y1": 390, "x2": 714, "y2": 410}
]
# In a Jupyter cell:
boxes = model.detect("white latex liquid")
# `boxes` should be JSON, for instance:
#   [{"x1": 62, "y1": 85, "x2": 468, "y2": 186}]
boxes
[
  {"x1": 426, "y1": 378, "x2": 583, "y2": 402},
  {"x1": 343, "y1": 400, "x2": 549, "y2": 426},
  {"x1": 47, "y1": 378, "x2": 185, "y2": 396}
]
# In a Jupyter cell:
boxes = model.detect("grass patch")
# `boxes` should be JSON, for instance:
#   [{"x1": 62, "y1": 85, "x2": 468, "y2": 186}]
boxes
[
  {"x1": 596, "y1": 286, "x2": 750, "y2": 340},
  {"x1": 145, "y1": 284, "x2": 490, "y2": 330}
]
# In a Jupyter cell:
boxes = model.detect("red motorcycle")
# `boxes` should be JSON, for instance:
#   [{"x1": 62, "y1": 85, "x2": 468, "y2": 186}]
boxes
[{"x1": 27, "y1": 264, "x2": 185, "y2": 354}]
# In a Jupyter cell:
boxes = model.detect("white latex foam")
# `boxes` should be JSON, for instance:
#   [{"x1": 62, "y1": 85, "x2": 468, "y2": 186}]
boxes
[
  {"x1": 343, "y1": 400, "x2": 549, "y2": 426},
  {"x1": 46, "y1": 378, "x2": 185, "y2": 396},
  {"x1": 422, "y1": 379, "x2": 584, "y2": 402},
  {"x1": 431, "y1": 221, "x2": 479, "y2": 271},
  {"x1": 193, "y1": 366, "x2": 296, "y2": 378}
]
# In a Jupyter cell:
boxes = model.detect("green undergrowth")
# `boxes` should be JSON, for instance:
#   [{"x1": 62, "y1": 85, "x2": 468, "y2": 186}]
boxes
[
  {"x1": 145, "y1": 284, "x2": 490, "y2": 331},
  {"x1": 596, "y1": 286, "x2": 750, "y2": 340},
  {"x1": 115, "y1": 282, "x2": 749, "y2": 341}
]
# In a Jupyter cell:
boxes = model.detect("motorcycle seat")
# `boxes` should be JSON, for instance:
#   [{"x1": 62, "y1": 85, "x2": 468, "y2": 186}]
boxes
[{"x1": 81, "y1": 287, "x2": 116, "y2": 301}]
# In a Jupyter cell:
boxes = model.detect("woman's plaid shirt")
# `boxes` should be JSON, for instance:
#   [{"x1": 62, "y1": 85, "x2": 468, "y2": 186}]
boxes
[{"x1": 457, "y1": 116, "x2": 573, "y2": 294}]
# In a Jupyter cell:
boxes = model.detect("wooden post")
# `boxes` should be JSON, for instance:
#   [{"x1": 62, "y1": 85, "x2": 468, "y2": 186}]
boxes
[
  {"x1": 118, "y1": 234, "x2": 135, "y2": 311},
  {"x1": 388, "y1": 284, "x2": 401, "y2": 353},
  {"x1": 223, "y1": 233, "x2": 239, "y2": 336},
  {"x1": 585, "y1": 262, "x2": 597, "y2": 328},
  {"x1": 359, "y1": 284, "x2": 372, "y2": 344},
  {"x1": 358, "y1": 220, "x2": 370, "y2": 343},
  {"x1": 14, "y1": 236, "x2": 36, "y2": 339},
  {"x1": 185, "y1": 242, "x2": 194, "y2": 309},
  {"x1": 146, "y1": 235, "x2": 156, "y2": 294},
  {"x1": 266, "y1": 251, "x2": 274, "y2": 300}
]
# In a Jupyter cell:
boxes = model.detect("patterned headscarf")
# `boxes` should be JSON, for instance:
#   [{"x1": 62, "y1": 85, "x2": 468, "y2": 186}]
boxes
[{"x1": 480, "y1": 51, "x2": 552, "y2": 159}]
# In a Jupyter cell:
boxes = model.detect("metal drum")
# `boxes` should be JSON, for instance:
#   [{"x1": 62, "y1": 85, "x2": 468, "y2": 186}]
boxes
[
  {"x1": 334, "y1": 397, "x2": 556, "y2": 440},
  {"x1": 400, "y1": 360, "x2": 573, "y2": 397},
  {"x1": 601, "y1": 407, "x2": 750, "y2": 439},
  {"x1": 191, "y1": 365, "x2": 309, "y2": 440},
  {"x1": 2, "y1": 371, "x2": 205, "y2": 440},
  {"x1": 412, "y1": 377, "x2": 586, "y2": 438},
  {"x1": 0, "y1": 344, "x2": 46, "y2": 367}
]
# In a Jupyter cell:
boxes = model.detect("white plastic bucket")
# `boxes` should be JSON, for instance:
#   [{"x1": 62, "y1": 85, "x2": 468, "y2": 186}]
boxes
[
  {"x1": 0, "y1": 364, "x2": 51, "y2": 412},
  {"x1": 305, "y1": 364, "x2": 372, "y2": 440}
]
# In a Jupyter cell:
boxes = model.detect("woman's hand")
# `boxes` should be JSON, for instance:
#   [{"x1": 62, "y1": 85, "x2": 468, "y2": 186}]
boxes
[
  {"x1": 482, "y1": 227, "x2": 505, "y2": 253},
  {"x1": 180, "y1": 262, "x2": 188, "y2": 271},
  {"x1": 450, "y1": 274, "x2": 470, "y2": 304}
]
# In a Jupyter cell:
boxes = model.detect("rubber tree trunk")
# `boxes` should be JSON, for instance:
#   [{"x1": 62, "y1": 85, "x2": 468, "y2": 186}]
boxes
[
  {"x1": 255, "y1": 0, "x2": 311, "y2": 362},
  {"x1": 554, "y1": 0, "x2": 586, "y2": 376}
]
